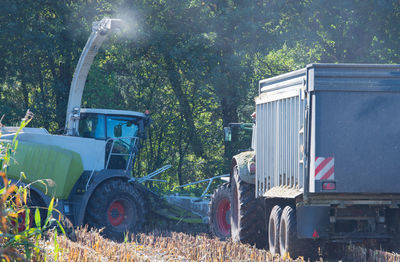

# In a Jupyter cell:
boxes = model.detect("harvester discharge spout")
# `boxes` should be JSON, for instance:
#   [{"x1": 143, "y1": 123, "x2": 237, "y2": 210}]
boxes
[{"x1": 65, "y1": 18, "x2": 124, "y2": 136}]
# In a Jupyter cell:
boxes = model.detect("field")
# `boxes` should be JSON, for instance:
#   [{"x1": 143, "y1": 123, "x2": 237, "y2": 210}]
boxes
[{"x1": 38, "y1": 228, "x2": 400, "y2": 262}]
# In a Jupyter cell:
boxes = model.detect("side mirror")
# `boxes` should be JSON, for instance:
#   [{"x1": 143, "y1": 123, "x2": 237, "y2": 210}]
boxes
[
  {"x1": 224, "y1": 127, "x2": 232, "y2": 142},
  {"x1": 114, "y1": 125, "x2": 122, "y2": 137}
]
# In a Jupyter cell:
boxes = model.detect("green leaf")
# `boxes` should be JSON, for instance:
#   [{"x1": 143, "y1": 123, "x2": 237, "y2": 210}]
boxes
[
  {"x1": 44, "y1": 197, "x2": 54, "y2": 227},
  {"x1": 47, "y1": 198, "x2": 54, "y2": 219},
  {"x1": 35, "y1": 208, "x2": 41, "y2": 230},
  {"x1": 25, "y1": 208, "x2": 30, "y2": 230},
  {"x1": 54, "y1": 230, "x2": 59, "y2": 261},
  {"x1": 55, "y1": 219, "x2": 66, "y2": 235}
]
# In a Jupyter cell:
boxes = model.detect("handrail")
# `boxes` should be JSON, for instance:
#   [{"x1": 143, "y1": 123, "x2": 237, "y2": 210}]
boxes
[
  {"x1": 105, "y1": 136, "x2": 139, "y2": 170},
  {"x1": 137, "y1": 165, "x2": 172, "y2": 183},
  {"x1": 175, "y1": 174, "x2": 230, "y2": 198}
]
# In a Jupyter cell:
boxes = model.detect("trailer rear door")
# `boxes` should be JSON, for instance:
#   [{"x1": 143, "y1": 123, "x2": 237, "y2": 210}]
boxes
[{"x1": 308, "y1": 64, "x2": 400, "y2": 193}]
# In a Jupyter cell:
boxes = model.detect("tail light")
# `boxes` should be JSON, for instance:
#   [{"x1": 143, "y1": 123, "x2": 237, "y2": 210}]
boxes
[
  {"x1": 322, "y1": 182, "x2": 336, "y2": 190},
  {"x1": 249, "y1": 163, "x2": 256, "y2": 174},
  {"x1": 312, "y1": 229, "x2": 319, "y2": 239}
]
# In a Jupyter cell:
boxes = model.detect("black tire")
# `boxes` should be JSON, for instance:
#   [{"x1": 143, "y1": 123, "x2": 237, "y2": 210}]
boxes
[
  {"x1": 27, "y1": 192, "x2": 47, "y2": 228},
  {"x1": 279, "y1": 206, "x2": 302, "y2": 257},
  {"x1": 279, "y1": 205, "x2": 316, "y2": 259},
  {"x1": 13, "y1": 191, "x2": 45, "y2": 232},
  {"x1": 209, "y1": 182, "x2": 231, "y2": 240},
  {"x1": 268, "y1": 205, "x2": 282, "y2": 255},
  {"x1": 230, "y1": 166, "x2": 266, "y2": 247},
  {"x1": 85, "y1": 179, "x2": 145, "y2": 241}
]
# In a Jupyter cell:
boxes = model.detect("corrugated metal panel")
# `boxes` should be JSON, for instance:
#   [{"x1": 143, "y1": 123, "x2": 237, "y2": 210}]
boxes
[{"x1": 256, "y1": 81, "x2": 305, "y2": 197}]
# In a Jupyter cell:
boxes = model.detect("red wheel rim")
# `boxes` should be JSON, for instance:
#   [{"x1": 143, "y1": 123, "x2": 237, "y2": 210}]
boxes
[
  {"x1": 12, "y1": 210, "x2": 34, "y2": 232},
  {"x1": 217, "y1": 199, "x2": 231, "y2": 235},
  {"x1": 107, "y1": 201, "x2": 126, "y2": 226}
]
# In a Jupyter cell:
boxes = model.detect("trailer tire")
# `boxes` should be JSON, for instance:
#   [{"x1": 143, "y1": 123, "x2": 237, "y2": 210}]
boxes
[
  {"x1": 269, "y1": 205, "x2": 282, "y2": 255},
  {"x1": 209, "y1": 183, "x2": 231, "y2": 239},
  {"x1": 85, "y1": 179, "x2": 145, "y2": 241},
  {"x1": 231, "y1": 166, "x2": 266, "y2": 247},
  {"x1": 279, "y1": 206, "x2": 302, "y2": 257},
  {"x1": 279, "y1": 205, "x2": 317, "y2": 259}
]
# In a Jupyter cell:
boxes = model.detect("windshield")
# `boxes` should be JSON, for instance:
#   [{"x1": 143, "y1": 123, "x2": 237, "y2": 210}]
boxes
[{"x1": 106, "y1": 116, "x2": 139, "y2": 139}]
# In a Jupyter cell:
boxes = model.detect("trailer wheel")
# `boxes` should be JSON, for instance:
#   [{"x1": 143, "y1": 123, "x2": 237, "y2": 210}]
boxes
[
  {"x1": 279, "y1": 205, "x2": 316, "y2": 259},
  {"x1": 268, "y1": 205, "x2": 282, "y2": 255},
  {"x1": 209, "y1": 183, "x2": 231, "y2": 239},
  {"x1": 85, "y1": 179, "x2": 145, "y2": 240},
  {"x1": 231, "y1": 166, "x2": 266, "y2": 247},
  {"x1": 279, "y1": 206, "x2": 301, "y2": 257}
]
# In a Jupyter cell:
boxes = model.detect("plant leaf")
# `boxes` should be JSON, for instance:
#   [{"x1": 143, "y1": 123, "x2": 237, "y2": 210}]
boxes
[{"x1": 35, "y1": 208, "x2": 41, "y2": 230}]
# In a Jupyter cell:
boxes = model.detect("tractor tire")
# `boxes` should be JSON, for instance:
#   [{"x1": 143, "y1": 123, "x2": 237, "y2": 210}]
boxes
[
  {"x1": 268, "y1": 205, "x2": 282, "y2": 255},
  {"x1": 85, "y1": 179, "x2": 145, "y2": 241},
  {"x1": 209, "y1": 182, "x2": 231, "y2": 240},
  {"x1": 230, "y1": 166, "x2": 266, "y2": 247}
]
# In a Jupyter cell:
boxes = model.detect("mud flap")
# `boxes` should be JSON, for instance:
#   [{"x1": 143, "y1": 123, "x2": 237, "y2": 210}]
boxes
[{"x1": 297, "y1": 205, "x2": 330, "y2": 239}]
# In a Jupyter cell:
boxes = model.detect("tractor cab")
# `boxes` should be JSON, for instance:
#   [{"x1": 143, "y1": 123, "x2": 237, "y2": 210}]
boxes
[{"x1": 77, "y1": 108, "x2": 150, "y2": 170}]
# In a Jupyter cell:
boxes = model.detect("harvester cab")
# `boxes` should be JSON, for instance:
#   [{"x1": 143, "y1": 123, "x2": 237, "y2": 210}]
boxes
[{"x1": 77, "y1": 108, "x2": 151, "y2": 170}]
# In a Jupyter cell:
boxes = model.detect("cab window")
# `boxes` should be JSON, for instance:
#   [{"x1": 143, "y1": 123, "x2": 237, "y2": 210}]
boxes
[
  {"x1": 106, "y1": 116, "x2": 139, "y2": 139},
  {"x1": 79, "y1": 114, "x2": 106, "y2": 139}
]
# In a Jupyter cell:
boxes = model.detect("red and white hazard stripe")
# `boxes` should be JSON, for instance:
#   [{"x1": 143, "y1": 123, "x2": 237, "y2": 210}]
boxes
[{"x1": 315, "y1": 157, "x2": 334, "y2": 180}]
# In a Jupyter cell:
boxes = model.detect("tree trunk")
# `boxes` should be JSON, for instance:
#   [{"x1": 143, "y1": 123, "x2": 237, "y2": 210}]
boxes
[{"x1": 164, "y1": 56, "x2": 205, "y2": 158}]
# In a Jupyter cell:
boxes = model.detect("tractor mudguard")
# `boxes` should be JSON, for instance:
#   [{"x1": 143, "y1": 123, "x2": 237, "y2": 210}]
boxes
[
  {"x1": 231, "y1": 151, "x2": 256, "y2": 185},
  {"x1": 73, "y1": 170, "x2": 132, "y2": 226}
]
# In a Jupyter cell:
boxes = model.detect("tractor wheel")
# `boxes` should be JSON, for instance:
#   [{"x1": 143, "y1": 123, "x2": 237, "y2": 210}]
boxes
[
  {"x1": 209, "y1": 182, "x2": 231, "y2": 239},
  {"x1": 85, "y1": 179, "x2": 145, "y2": 241},
  {"x1": 230, "y1": 166, "x2": 266, "y2": 247},
  {"x1": 268, "y1": 205, "x2": 282, "y2": 255}
]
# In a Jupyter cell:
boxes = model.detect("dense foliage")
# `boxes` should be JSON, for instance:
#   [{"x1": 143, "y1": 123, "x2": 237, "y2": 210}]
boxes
[{"x1": 1, "y1": 0, "x2": 399, "y2": 190}]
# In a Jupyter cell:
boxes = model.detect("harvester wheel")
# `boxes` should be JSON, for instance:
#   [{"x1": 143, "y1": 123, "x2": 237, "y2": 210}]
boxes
[
  {"x1": 209, "y1": 182, "x2": 231, "y2": 239},
  {"x1": 27, "y1": 192, "x2": 46, "y2": 228},
  {"x1": 85, "y1": 179, "x2": 145, "y2": 240},
  {"x1": 230, "y1": 166, "x2": 266, "y2": 247},
  {"x1": 12, "y1": 191, "x2": 46, "y2": 232},
  {"x1": 268, "y1": 205, "x2": 282, "y2": 255}
]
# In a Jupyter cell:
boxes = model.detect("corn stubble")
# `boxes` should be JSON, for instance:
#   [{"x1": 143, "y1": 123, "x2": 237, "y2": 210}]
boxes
[
  {"x1": 40, "y1": 227, "x2": 308, "y2": 261},
  {"x1": 40, "y1": 227, "x2": 400, "y2": 262}
]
